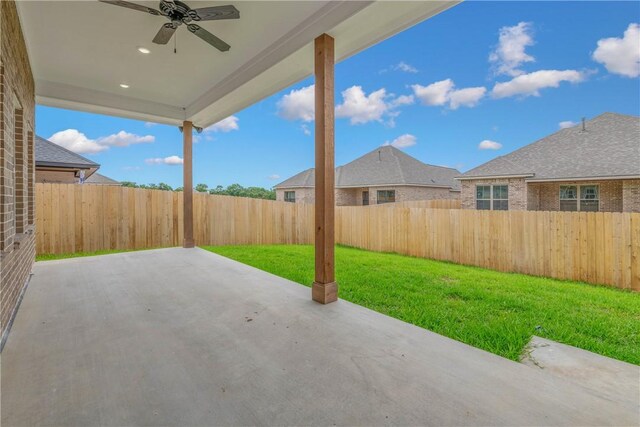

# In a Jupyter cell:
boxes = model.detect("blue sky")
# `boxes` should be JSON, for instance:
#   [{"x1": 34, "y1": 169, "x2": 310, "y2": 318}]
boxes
[{"x1": 36, "y1": 1, "x2": 640, "y2": 189}]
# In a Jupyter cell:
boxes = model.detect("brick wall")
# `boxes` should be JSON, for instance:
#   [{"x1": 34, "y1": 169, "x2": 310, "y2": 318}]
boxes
[
  {"x1": 277, "y1": 185, "x2": 459, "y2": 205},
  {"x1": 463, "y1": 178, "x2": 635, "y2": 212},
  {"x1": 275, "y1": 188, "x2": 315, "y2": 204},
  {"x1": 528, "y1": 180, "x2": 625, "y2": 212},
  {"x1": 622, "y1": 179, "x2": 640, "y2": 212},
  {"x1": 36, "y1": 169, "x2": 80, "y2": 184},
  {"x1": 1, "y1": 0, "x2": 36, "y2": 347},
  {"x1": 460, "y1": 178, "x2": 527, "y2": 210}
]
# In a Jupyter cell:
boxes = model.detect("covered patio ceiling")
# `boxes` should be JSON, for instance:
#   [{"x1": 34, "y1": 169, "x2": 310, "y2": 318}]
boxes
[{"x1": 17, "y1": 0, "x2": 458, "y2": 128}]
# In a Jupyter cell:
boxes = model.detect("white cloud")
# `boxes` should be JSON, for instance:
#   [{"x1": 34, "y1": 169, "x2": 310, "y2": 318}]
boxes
[
  {"x1": 277, "y1": 85, "x2": 315, "y2": 122},
  {"x1": 336, "y1": 86, "x2": 389, "y2": 125},
  {"x1": 383, "y1": 134, "x2": 417, "y2": 149},
  {"x1": 48, "y1": 129, "x2": 107, "y2": 154},
  {"x1": 278, "y1": 84, "x2": 411, "y2": 125},
  {"x1": 592, "y1": 23, "x2": 640, "y2": 78},
  {"x1": 412, "y1": 79, "x2": 454, "y2": 106},
  {"x1": 478, "y1": 140, "x2": 502, "y2": 150},
  {"x1": 267, "y1": 174, "x2": 281, "y2": 180},
  {"x1": 491, "y1": 69, "x2": 585, "y2": 98},
  {"x1": 49, "y1": 129, "x2": 155, "y2": 154},
  {"x1": 394, "y1": 61, "x2": 418, "y2": 73},
  {"x1": 301, "y1": 124, "x2": 311, "y2": 136},
  {"x1": 145, "y1": 156, "x2": 183, "y2": 165},
  {"x1": 489, "y1": 22, "x2": 535, "y2": 76},
  {"x1": 205, "y1": 116, "x2": 239, "y2": 132},
  {"x1": 390, "y1": 94, "x2": 415, "y2": 108},
  {"x1": 449, "y1": 87, "x2": 487, "y2": 109},
  {"x1": 412, "y1": 79, "x2": 486, "y2": 109},
  {"x1": 559, "y1": 120, "x2": 578, "y2": 129},
  {"x1": 380, "y1": 61, "x2": 419, "y2": 74},
  {"x1": 144, "y1": 122, "x2": 157, "y2": 127},
  {"x1": 96, "y1": 131, "x2": 154, "y2": 147},
  {"x1": 122, "y1": 166, "x2": 141, "y2": 171}
]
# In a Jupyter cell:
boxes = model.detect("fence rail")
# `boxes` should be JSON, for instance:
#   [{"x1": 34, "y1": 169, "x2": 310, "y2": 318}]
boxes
[
  {"x1": 373, "y1": 199, "x2": 461, "y2": 209},
  {"x1": 36, "y1": 184, "x2": 639, "y2": 290}
]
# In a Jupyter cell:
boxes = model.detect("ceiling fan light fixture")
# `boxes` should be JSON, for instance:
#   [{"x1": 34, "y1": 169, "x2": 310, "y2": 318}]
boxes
[
  {"x1": 119, "y1": 83, "x2": 130, "y2": 89},
  {"x1": 137, "y1": 47, "x2": 151, "y2": 54}
]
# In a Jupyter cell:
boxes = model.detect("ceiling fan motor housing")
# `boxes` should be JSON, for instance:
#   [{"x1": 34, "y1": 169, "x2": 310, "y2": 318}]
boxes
[{"x1": 159, "y1": 0, "x2": 199, "y2": 25}]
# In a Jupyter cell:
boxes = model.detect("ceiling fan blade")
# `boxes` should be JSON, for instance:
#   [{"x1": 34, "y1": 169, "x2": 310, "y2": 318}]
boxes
[
  {"x1": 187, "y1": 24, "x2": 230, "y2": 52},
  {"x1": 191, "y1": 5, "x2": 239, "y2": 21},
  {"x1": 98, "y1": 0, "x2": 161, "y2": 16},
  {"x1": 153, "y1": 23, "x2": 178, "y2": 45}
]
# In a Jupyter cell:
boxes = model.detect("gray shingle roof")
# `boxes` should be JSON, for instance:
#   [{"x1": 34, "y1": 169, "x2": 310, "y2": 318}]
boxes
[
  {"x1": 84, "y1": 173, "x2": 120, "y2": 185},
  {"x1": 35, "y1": 135, "x2": 99, "y2": 169},
  {"x1": 275, "y1": 145, "x2": 461, "y2": 190},
  {"x1": 461, "y1": 112, "x2": 640, "y2": 180}
]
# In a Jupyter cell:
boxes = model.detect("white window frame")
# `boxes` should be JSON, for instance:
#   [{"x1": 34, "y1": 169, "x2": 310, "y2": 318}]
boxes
[
  {"x1": 476, "y1": 184, "x2": 508, "y2": 210},
  {"x1": 559, "y1": 184, "x2": 599, "y2": 212},
  {"x1": 284, "y1": 191, "x2": 296, "y2": 203}
]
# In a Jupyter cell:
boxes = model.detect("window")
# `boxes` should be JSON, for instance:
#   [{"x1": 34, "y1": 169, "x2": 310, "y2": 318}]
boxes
[
  {"x1": 492, "y1": 185, "x2": 509, "y2": 210},
  {"x1": 376, "y1": 190, "x2": 395, "y2": 204},
  {"x1": 559, "y1": 185, "x2": 578, "y2": 211},
  {"x1": 362, "y1": 191, "x2": 369, "y2": 206},
  {"x1": 476, "y1": 184, "x2": 508, "y2": 210},
  {"x1": 580, "y1": 185, "x2": 599, "y2": 212},
  {"x1": 559, "y1": 185, "x2": 599, "y2": 212},
  {"x1": 476, "y1": 185, "x2": 491, "y2": 210},
  {"x1": 284, "y1": 191, "x2": 295, "y2": 203}
]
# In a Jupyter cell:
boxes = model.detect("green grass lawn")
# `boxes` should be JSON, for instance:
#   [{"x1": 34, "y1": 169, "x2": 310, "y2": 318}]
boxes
[{"x1": 202, "y1": 244, "x2": 640, "y2": 365}]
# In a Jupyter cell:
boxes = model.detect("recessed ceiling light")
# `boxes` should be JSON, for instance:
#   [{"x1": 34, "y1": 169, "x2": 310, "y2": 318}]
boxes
[
  {"x1": 137, "y1": 47, "x2": 151, "y2": 54},
  {"x1": 119, "y1": 83, "x2": 130, "y2": 89}
]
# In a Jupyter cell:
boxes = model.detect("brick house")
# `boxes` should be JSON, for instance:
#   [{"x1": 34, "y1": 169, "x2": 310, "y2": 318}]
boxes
[
  {"x1": 35, "y1": 135, "x2": 120, "y2": 185},
  {"x1": 35, "y1": 135, "x2": 99, "y2": 183},
  {"x1": 275, "y1": 145, "x2": 461, "y2": 205},
  {"x1": 1, "y1": 1, "x2": 37, "y2": 347},
  {"x1": 458, "y1": 113, "x2": 640, "y2": 213}
]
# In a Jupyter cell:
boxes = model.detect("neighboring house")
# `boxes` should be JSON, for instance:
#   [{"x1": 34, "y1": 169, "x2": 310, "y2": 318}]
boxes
[
  {"x1": 458, "y1": 112, "x2": 640, "y2": 213},
  {"x1": 35, "y1": 135, "x2": 118, "y2": 185},
  {"x1": 84, "y1": 173, "x2": 121, "y2": 186},
  {"x1": 275, "y1": 145, "x2": 461, "y2": 205}
]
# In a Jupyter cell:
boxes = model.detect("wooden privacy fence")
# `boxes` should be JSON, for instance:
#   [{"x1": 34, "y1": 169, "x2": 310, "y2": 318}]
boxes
[
  {"x1": 36, "y1": 184, "x2": 639, "y2": 290},
  {"x1": 337, "y1": 207, "x2": 640, "y2": 291},
  {"x1": 375, "y1": 199, "x2": 461, "y2": 209},
  {"x1": 35, "y1": 183, "x2": 314, "y2": 254}
]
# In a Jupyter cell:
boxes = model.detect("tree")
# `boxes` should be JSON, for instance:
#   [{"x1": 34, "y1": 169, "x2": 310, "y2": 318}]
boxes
[
  {"x1": 120, "y1": 181, "x2": 138, "y2": 188},
  {"x1": 207, "y1": 183, "x2": 275, "y2": 200},
  {"x1": 157, "y1": 182, "x2": 173, "y2": 191},
  {"x1": 195, "y1": 183, "x2": 209, "y2": 193}
]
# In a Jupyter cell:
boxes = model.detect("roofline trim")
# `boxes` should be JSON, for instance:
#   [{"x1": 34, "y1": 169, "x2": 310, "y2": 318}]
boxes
[
  {"x1": 275, "y1": 183, "x2": 460, "y2": 190},
  {"x1": 337, "y1": 183, "x2": 458, "y2": 190},
  {"x1": 35, "y1": 162, "x2": 98, "y2": 169},
  {"x1": 526, "y1": 175, "x2": 640, "y2": 183},
  {"x1": 456, "y1": 174, "x2": 535, "y2": 180}
]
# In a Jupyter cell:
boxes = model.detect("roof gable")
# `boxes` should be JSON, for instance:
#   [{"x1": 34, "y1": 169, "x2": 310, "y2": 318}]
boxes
[
  {"x1": 275, "y1": 145, "x2": 460, "y2": 190},
  {"x1": 461, "y1": 113, "x2": 640, "y2": 180},
  {"x1": 84, "y1": 173, "x2": 120, "y2": 185}
]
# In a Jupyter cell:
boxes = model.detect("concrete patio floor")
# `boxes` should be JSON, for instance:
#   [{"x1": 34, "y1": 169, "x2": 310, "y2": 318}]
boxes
[{"x1": 1, "y1": 248, "x2": 637, "y2": 426}]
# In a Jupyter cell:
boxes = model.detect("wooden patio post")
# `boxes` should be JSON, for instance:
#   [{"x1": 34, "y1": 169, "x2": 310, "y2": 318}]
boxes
[
  {"x1": 183, "y1": 120, "x2": 195, "y2": 248},
  {"x1": 312, "y1": 33, "x2": 337, "y2": 304}
]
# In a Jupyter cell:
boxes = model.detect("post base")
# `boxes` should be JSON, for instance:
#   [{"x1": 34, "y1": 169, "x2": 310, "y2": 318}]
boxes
[
  {"x1": 183, "y1": 239, "x2": 195, "y2": 249},
  {"x1": 312, "y1": 281, "x2": 338, "y2": 304}
]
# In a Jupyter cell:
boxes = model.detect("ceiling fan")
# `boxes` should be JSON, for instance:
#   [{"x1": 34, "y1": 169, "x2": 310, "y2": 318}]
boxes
[{"x1": 99, "y1": 0, "x2": 239, "y2": 52}]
